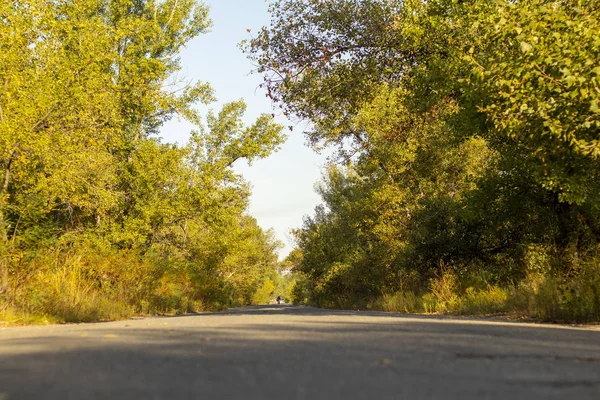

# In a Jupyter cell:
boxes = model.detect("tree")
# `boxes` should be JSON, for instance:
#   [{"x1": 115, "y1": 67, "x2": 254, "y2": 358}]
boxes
[
  {"x1": 249, "y1": 0, "x2": 600, "y2": 306},
  {"x1": 0, "y1": 1, "x2": 287, "y2": 317}
]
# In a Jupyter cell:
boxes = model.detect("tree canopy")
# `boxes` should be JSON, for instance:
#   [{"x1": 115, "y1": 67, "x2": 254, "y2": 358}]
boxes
[
  {"x1": 248, "y1": 0, "x2": 600, "y2": 316},
  {"x1": 1, "y1": 0, "x2": 286, "y2": 319}
]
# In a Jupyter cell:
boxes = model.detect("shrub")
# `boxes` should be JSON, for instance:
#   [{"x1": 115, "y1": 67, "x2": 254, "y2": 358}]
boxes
[
  {"x1": 510, "y1": 260, "x2": 600, "y2": 322},
  {"x1": 426, "y1": 269, "x2": 461, "y2": 314}
]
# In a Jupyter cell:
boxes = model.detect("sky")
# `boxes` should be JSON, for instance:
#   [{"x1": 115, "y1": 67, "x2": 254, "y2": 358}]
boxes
[{"x1": 160, "y1": 0, "x2": 331, "y2": 258}]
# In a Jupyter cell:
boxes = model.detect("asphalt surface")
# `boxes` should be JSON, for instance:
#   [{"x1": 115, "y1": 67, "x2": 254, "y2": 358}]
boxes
[{"x1": 1, "y1": 305, "x2": 599, "y2": 399}]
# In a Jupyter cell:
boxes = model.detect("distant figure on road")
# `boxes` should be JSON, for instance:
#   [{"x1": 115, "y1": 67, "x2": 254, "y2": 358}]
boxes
[{"x1": 276, "y1": 296, "x2": 281, "y2": 304}]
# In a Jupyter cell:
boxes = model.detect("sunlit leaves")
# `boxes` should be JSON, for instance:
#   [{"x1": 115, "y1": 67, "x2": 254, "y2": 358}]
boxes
[
  {"x1": 256, "y1": 0, "x2": 600, "y2": 306},
  {"x1": 0, "y1": 0, "x2": 285, "y2": 305},
  {"x1": 466, "y1": 0, "x2": 600, "y2": 203}
]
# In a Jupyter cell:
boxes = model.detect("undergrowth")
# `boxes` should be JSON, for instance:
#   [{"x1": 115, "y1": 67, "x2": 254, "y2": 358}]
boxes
[
  {"x1": 370, "y1": 260, "x2": 600, "y2": 323},
  {"x1": 0, "y1": 242, "x2": 228, "y2": 326}
]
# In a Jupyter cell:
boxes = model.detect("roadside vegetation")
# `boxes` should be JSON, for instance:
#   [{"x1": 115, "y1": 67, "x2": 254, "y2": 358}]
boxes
[
  {"x1": 0, "y1": 0, "x2": 286, "y2": 325},
  {"x1": 3, "y1": 0, "x2": 599, "y2": 326},
  {"x1": 248, "y1": 0, "x2": 600, "y2": 323}
]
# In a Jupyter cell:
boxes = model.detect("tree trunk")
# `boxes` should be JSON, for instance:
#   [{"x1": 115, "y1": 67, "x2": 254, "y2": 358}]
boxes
[
  {"x1": 0, "y1": 154, "x2": 12, "y2": 295},
  {"x1": 0, "y1": 210, "x2": 8, "y2": 296}
]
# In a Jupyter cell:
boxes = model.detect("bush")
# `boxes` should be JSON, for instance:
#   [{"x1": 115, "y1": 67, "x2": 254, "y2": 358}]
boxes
[
  {"x1": 371, "y1": 256, "x2": 600, "y2": 323},
  {"x1": 425, "y1": 269, "x2": 461, "y2": 314},
  {"x1": 509, "y1": 260, "x2": 600, "y2": 322},
  {"x1": 0, "y1": 239, "x2": 228, "y2": 325}
]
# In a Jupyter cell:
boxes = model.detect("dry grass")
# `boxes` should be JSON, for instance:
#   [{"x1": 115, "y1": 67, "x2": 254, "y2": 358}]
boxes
[
  {"x1": 372, "y1": 261, "x2": 600, "y2": 323},
  {"x1": 1, "y1": 242, "x2": 219, "y2": 326}
]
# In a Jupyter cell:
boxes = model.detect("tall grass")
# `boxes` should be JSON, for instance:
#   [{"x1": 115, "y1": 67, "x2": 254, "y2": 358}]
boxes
[
  {"x1": 508, "y1": 262, "x2": 600, "y2": 322},
  {"x1": 371, "y1": 260, "x2": 600, "y2": 323},
  {"x1": 0, "y1": 240, "x2": 221, "y2": 326},
  {"x1": 37, "y1": 254, "x2": 133, "y2": 322},
  {"x1": 379, "y1": 291, "x2": 424, "y2": 313}
]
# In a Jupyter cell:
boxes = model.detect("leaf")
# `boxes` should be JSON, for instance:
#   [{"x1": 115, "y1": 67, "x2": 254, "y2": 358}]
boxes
[{"x1": 520, "y1": 42, "x2": 533, "y2": 53}]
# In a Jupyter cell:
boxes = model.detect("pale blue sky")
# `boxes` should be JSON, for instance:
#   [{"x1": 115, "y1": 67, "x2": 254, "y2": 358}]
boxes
[{"x1": 160, "y1": 0, "x2": 330, "y2": 258}]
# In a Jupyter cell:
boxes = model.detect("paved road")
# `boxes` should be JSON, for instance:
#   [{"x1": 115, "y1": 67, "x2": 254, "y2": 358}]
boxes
[{"x1": 1, "y1": 305, "x2": 599, "y2": 399}]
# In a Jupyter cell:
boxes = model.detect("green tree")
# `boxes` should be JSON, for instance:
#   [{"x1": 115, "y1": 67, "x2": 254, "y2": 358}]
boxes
[
  {"x1": 250, "y1": 0, "x2": 600, "y2": 307},
  {"x1": 0, "y1": 0, "x2": 286, "y2": 319}
]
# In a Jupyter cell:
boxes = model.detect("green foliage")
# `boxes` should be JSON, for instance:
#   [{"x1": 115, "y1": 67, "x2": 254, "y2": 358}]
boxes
[
  {"x1": 0, "y1": 0, "x2": 285, "y2": 323},
  {"x1": 466, "y1": 0, "x2": 600, "y2": 204},
  {"x1": 425, "y1": 269, "x2": 462, "y2": 314},
  {"x1": 251, "y1": 278, "x2": 276, "y2": 305},
  {"x1": 249, "y1": 0, "x2": 600, "y2": 322},
  {"x1": 508, "y1": 259, "x2": 600, "y2": 322},
  {"x1": 371, "y1": 264, "x2": 599, "y2": 322}
]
